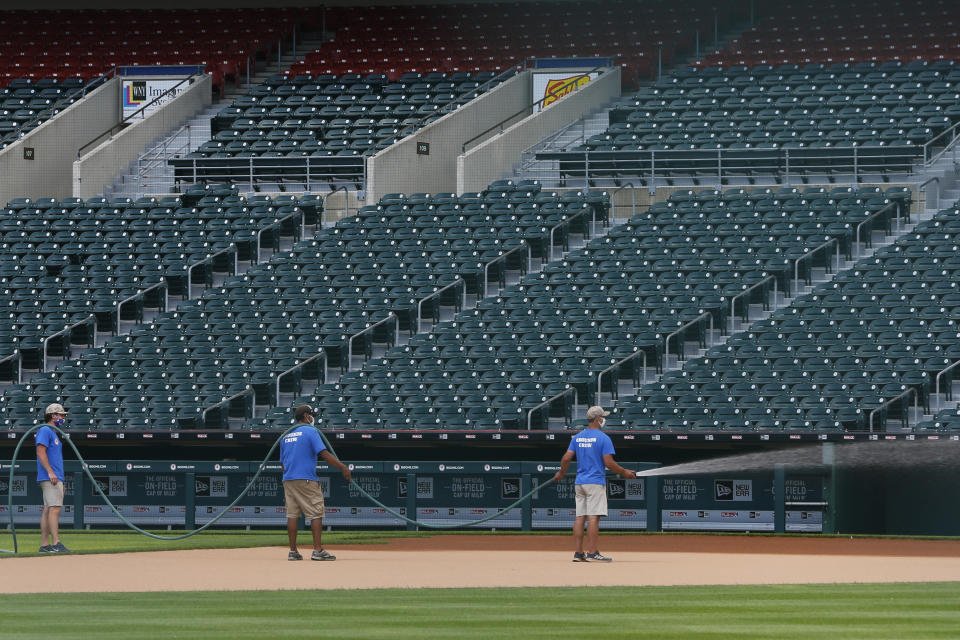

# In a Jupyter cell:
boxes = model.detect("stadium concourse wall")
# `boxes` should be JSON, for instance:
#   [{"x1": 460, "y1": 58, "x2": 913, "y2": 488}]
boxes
[
  {"x1": 0, "y1": 78, "x2": 119, "y2": 204},
  {"x1": 73, "y1": 74, "x2": 212, "y2": 199},
  {"x1": 364, "y1": 70, "x2": 531, "y2": 204},
  {"x1": 457, "y1": 66, "x2": 621, "y2": 193}
]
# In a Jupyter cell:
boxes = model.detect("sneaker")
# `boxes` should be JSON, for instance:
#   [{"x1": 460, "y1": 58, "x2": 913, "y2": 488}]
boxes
[
  {"x1": 38, "y1": 545, "x2": 53, "y2": 553},
  {"x1": 586, "y1": 551, "x2": 612, "y2": 562},
  {"x1": 288, "y1": 550, "x2": 303, "y2": 561},
  {"x1": 572, "y1": 552, "x2": 588, "y2": 562},
  {"x1": 311, "y1": 549, "x2": 336, "y2": 561},
  {"x1": 50, "y1": 542, "x2": 71, "y2": 553}
]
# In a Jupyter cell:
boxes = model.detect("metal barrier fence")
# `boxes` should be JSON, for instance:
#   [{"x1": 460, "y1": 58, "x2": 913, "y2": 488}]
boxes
[{"x1": 526, "y1": 144, "x2": 925, "y2": 190}]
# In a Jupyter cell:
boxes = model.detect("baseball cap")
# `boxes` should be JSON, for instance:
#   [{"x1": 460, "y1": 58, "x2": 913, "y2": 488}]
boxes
[
  {"x1": 585, "y1": 406, "x2": 610, "y2": 421},
  {"x1": 44, "y1": 403, "x2": 68, "y2": 416},
  {"x1": 294, "y1": 404, "x2": 315, "y2": 421}
]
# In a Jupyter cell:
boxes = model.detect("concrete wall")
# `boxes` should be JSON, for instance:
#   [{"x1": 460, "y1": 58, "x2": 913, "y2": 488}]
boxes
[
  {"x1": 73, "y1": 74, "x2": 211, "y2": 199},
  {"x1": 0, "y1": 78, "x2": 119, "y2": 204},
  {"x1": 457, "y1": 66, "x2": 621, "y2": 193},
  {"x1": 364, "y1": 71, "x2": 532, "y2": 203}
]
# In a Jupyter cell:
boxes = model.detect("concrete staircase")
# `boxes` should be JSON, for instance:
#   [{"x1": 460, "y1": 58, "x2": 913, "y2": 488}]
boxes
[{"x1": 104, "y1": 32, "x2": 327, "y2": 200}]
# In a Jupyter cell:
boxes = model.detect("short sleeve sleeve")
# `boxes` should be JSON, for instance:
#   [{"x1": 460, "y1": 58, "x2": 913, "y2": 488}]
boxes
[
  {"x1": 313, "y1": 429, "x2": 327, "y2": 454},
  {"x1": 601, "y1": 434, "x2": 615, "y2": 456},
  {"x1": 35, "y1": 427, "x2": 52, "y2": 448}
]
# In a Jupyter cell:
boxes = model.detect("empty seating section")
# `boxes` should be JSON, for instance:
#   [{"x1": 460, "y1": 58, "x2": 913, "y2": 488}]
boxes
[
  {"x1": 612, "y1": 199, "x2": 960, "y2": 433},
  {"x1": 0, "y1": 9, "x2": 310, "y2": 91},
  {"x1": 246, "y1": 186, "x2": 909, "y2": 432},
  {"x1": 0, "y1": 188, "x2": 307, "y2": 391},
  {"x1": 698, "y1": 0, "x2": 960, "y2": 68},
  {"x1": 562, "y1": 61, "x2": 960, "y2": 184},
  {"x1": 0, "y1": 180, "x2": 580, "y2": 430},
  {"x1": 0, "y1": 77, "x2": 90, "y2": 149},
  {"x1": 241, "y1": 184, "x2": 608, "y2": 430},
  {"x1": 180, "y1": 70, "x2": 505, "y2": 187},
  {"x1": 290, "y1": 0, "x2": 745, "y2": 86}
]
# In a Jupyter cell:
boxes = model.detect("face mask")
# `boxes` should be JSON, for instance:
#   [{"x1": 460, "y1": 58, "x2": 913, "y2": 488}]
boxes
[
  {"x1": 53, "y1": 418, "x2": 65, "y2": 428},
  {"x1": 598, "y1": 417, "x2": 606, "y2": 428}
]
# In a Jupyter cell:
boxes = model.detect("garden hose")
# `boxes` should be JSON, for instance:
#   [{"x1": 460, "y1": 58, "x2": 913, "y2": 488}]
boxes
[{"x1": 2, "y1": 423, "x2": 555, "y2": 554}]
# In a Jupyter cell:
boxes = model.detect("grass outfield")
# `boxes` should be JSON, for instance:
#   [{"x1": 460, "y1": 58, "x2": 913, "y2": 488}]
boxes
[{"x1": 1, "y1": 584, "x2": 958, "y2": 639}]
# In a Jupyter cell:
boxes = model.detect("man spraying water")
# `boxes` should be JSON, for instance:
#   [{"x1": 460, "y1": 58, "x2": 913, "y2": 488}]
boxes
[{"x1": 553, "y1": 406, "x2": 636, "y2": 562}]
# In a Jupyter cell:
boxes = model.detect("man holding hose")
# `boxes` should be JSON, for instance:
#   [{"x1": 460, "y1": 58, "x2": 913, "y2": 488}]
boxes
[
  {"x1": 36, "y1": 403, "x2": 70, "y2": 553},
  {"x1": 553, "y1": 406, "x2": 636, "y2": 562},
  {"x1": 280, "y1": 405, "x2": 351, "y2": 561}
]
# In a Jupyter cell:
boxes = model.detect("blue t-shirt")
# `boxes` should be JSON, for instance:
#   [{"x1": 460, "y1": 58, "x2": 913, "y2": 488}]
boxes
[
  {"x1": 567, "y1": 428, "x2": 614, "y2": 485},
  {"x1": 280, "y1": 424, "x2": 326, "y2": 481},
  {"x1": 35, "y1": 425, "x2": 64, "y2": 483}
]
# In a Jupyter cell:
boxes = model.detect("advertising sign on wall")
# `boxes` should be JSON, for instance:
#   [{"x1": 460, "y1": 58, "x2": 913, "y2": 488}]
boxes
[
  {"x1": 121, "y1": 79, "x2": 188, "y2": 119},
  {"x1": 533, "y1": 71, "x2": 600, "y2": 112}
]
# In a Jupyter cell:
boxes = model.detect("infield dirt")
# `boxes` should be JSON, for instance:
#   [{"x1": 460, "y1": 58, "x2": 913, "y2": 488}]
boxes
[{"x1": 3, "y1": 534, "x2": 959, "y2": 593}]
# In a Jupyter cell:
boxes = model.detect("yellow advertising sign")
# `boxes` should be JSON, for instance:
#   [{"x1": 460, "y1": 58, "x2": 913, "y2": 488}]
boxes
[{"x1": 542, "y1": 74, "x2": 591, "y2": 107}]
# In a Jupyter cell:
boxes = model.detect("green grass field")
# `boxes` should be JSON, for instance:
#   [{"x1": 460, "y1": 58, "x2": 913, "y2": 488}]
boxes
[
  {"x1": 3, "y1": 531, "x2": 958, "y2": 638},
  {"x1": 1, "y1": 583, "x2": 959, "y2": 639}
]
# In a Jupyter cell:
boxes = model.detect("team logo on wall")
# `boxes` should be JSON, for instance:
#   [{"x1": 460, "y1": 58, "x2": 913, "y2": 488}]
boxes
[
  {"x1": 501, "y1": 478, "x2": 520, "y2": 499},
  {"x1": 714, "y1": 479, "x2": 753, "y2": 501}
]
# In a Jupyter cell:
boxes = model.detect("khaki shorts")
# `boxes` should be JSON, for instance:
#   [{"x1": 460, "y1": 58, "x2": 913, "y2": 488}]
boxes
[
  {"x1": 575, "y1": 483, "x2": 608, "y2": 517},
  {"x1": 40, "y1": 480, "x2": 65, "y2": 508},
  {"x1": 283, "y1": 479, "x2": 325, "y2": 520}
]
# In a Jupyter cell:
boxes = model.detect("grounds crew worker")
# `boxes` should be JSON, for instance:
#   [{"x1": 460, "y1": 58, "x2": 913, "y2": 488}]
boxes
[
  {"x1": 280, "y1": 405, "x2": 351, "y2": 561},
  {"x1": 36, "y1": 403, "x2": 70, "y2": 553},
  {"x1": 553, "y1": 406, "x2": 636, "y2": 562}
]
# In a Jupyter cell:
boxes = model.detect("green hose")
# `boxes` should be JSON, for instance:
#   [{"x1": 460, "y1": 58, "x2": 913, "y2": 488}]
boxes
[{"x1": 2, "y1": 424, "x2": 555, "y2": 554}]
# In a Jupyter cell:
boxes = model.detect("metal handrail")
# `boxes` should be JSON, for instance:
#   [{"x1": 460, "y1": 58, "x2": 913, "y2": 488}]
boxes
[
  {"x1": 416, "y1": 278, "x2": 466, "y2": 333},
  {"x1": 347, "y1": 313, "x2": 398, "y2": 371},
  {"x1": 868, "y1": 387, "x2": 918, "y2": 432},
  {"x1": 728, "y1": 275, "x2": 777, "y2": 334},
  {"x1": 923, "y1": 120, "x2": 960, "y2": 166},
  {"x1": 535, "y1": 144, "x2": 921, "y2": 191},
  {"x1": 664, "y1": 311, "x2": 713, "y2": 367},
  {"x1": 526, "y1": 386, "x2": 578, "y2": 431},
  {"x1": 275, "y1": 351, "x2": 327, "y2": 403},
  {"x1": 256, "y1": 209, "x2": 304, "y2": 261},
  {"x1": 462, "y1": 64, "x2": 610, "y2": 153},
  {"x1": 41, "y1": 315, "x2": 96, "y2": 372},
  {"x1": 78, "y1": 69, "x2": 205, "y2": 157},
  {"x1": 920, "y1": 175, "x2": 941, "y2": 214},
  {"x1": 0, "y1": 351, "x2": 21, "y2": 384},
  {"x1": 934, "y1": 358, "x2": 960, "y2": 412},
  {"x1": 329, "y1": 185, "x2": 352, "y2": 222},
  {"x1": 186, "y1": 244, "x2": 237, "y2": 298},
  {"x1": 793, "y1": 237, "x2": 840, "y2": 295},
  {"x1": 201, "y1": 387, "x2": 255, "y2": 428},
  {"x1": 596, "y1": 350, "x2": 647, "y2": 400},
  {"x1": 548, "y1": 205, "x2": 595, "y2": 262},
  {"x1": 610, "y1": 183, "x2": 636, "y2": 225},
  {"x1": 115, "y1": 281, "x2": 168, "y2": 331},
  {"x1": 854, "y1": 202, "x2": 897, "y2": 259},
  {"x1": 482, "y1": 241, "x2": 529, "y2": 298}
]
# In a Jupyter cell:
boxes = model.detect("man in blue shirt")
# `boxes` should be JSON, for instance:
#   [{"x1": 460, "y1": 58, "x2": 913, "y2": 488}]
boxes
[
  {"x1": 553, "y1": 406, "x2": 635, "y2": 562},
  {"x1": 36, "y1": 403, "x2": 70, "y2": 553},
  {"x1": 280, "y1": 405, "x2": 351, "y2": 561}
]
